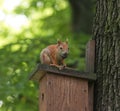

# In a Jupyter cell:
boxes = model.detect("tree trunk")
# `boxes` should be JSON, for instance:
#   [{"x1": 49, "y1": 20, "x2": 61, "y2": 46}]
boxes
[
  {"x1": 69, "y1": 0, "x2": 94, "y2": 34},
  {"x1": 93, "y1": 0, "x2": 120, "y2": 111}
]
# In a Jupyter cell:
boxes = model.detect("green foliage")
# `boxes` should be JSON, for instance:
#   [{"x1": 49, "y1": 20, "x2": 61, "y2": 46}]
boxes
[{"x1": 0, "y1": 0, "x2": 91, "y2": 110}]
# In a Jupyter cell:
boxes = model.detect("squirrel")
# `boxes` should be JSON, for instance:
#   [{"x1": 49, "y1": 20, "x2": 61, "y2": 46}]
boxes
[{"x1": 40, "y1": 40, "x2": 69, "y2": 69}]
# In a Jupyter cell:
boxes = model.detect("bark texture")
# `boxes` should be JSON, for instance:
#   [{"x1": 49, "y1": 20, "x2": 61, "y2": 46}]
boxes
[{"x1": 93, "y1": 0, "x2": 120, "y2": 111}]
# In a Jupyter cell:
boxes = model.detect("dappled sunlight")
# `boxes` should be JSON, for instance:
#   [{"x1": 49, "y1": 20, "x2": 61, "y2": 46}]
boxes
[
  {"x1": 0, "y1": 10, "x2": 5, "y2": 20},
  {"x1": 2, "y1": 0, "x2": 21, "y2": 12},
  {"x1": 0, "y1": 0, "x2": 29, "y2": 32},
  {"x1": 4, "y1": 14, "x2": 28, "y2": 30},
  {"x1": 0, "y1": 0, "x2": 29, "y2": 48},
  {"x1": 0, "y1": 101, "x2": 3, "y2": 108}
]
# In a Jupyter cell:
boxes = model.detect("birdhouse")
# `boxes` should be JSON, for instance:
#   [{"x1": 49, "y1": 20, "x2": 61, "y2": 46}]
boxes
[{"x1": 30, "y1": 40, "x2": 96, "y2": 111}]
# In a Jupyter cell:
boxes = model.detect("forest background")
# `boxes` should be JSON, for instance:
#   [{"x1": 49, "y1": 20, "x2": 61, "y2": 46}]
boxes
[{"x1": 0, "y1": 0, "x2": 95, "y2": 110}]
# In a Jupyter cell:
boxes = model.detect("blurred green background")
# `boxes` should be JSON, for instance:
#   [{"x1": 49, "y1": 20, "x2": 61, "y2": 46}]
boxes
[{"x1": 0, "y1": 0, "x2": 94, "y2": 110}]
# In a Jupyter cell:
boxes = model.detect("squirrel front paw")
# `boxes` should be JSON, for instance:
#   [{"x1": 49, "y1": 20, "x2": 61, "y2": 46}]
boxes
[
  {"x1": 58, "y1": 65, "x2": 67, "y2": 70},
  {"x1": 50, "y1": 64, "x2": 66, "y2": 70}
]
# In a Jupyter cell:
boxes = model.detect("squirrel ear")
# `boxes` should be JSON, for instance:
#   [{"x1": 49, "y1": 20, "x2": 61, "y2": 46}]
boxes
[
  {"x1": 66, "y1": 38, "x2": 68, "y2": 44},
  {"x1": 57, "y1": 39, "x2": 61, "y2": 45}
]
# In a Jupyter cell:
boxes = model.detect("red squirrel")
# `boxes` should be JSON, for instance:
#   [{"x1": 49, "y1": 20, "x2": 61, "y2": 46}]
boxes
[{"x1": 40, "y1": 40, "x2": 69, "y2": 69}]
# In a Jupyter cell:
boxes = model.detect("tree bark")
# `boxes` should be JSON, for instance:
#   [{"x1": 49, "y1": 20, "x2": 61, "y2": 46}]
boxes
[{"x1": 93, "y1": 0, "x2": 120, "y2": 111}]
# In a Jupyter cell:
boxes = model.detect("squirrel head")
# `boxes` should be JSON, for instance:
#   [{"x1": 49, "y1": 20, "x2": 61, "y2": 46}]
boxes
[{"x1": 57, "y1": 40, "x2": 69, "y2": 59}]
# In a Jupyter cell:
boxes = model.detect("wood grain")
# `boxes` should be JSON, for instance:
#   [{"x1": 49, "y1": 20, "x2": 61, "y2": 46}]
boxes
[
  {"x1": 86, "y1": 40, "x2": 95, "y2": 111},
  {"x1": 86, "y1": 40, "x2": 95, "y2": 72},
  {"x1": 39, "y1": 75, "x2": 47, "y2": 111},
  {"x1": 40, "y1": 73, "x2": 89, "y2": 111}
]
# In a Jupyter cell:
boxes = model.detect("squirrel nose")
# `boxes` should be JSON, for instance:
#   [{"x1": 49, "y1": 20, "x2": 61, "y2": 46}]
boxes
[
  {"x1": 62, "y1": 52, "x2": 68, "y2": 58},
  {"x1": 64, "y1": 52, "x2": 68, "y2": 56}
]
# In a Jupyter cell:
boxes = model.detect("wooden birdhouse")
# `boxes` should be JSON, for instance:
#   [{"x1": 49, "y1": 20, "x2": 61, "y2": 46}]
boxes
[{"x1": 30, "y1": 40, "x2": 96, "y2": 111}]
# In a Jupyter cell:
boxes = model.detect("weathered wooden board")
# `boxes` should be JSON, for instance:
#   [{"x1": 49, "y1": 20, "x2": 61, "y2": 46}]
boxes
[
  {"x1": 29, "y1": 64, "x2": 96, "y2": 82},
  {"x1": 40, "y1": 73, "x2": 89, "y2": 111},
  {"x1": 39, "y1": 75, "x2": 47, "y2": 111},
  {"x1": 86, "y1": 40, "x2": 95, "y2": 111},
  {"x1": 86, "y1": 40, "x2": 95, "y2": 72}
]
